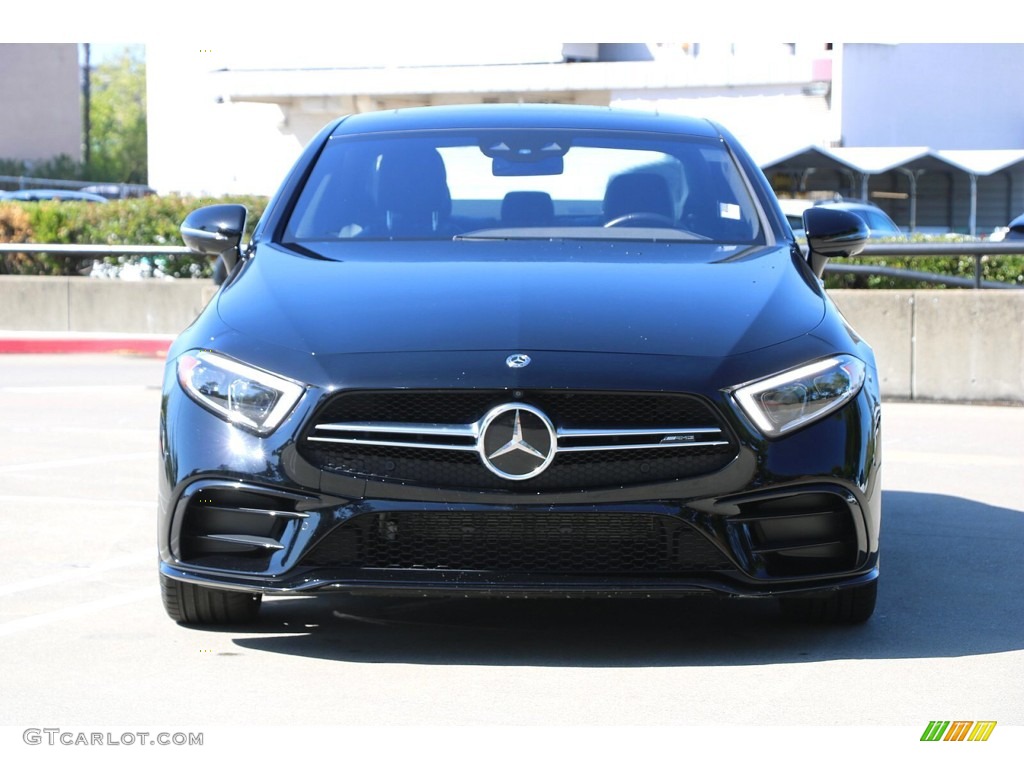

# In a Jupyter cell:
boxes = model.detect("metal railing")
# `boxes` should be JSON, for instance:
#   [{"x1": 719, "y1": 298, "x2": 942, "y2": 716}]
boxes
[
  {"x1": 0, "y1": 244, "x2": 190, "y2": 257},
  {"x1": 1, "y1": 240, "x2": 1023, "y2": 287},
  {"x1": 827, "y1": 240, "x2": 1024, "y2": 289},
  {"x1": 0, "y1": 243, "x2": 194, "y2": 279}
]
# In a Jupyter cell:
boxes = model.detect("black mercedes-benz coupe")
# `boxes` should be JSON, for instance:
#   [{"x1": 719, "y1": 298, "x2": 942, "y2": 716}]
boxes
[{"x1": 159, "y1": 104, "x2": 880, "y2": 626}]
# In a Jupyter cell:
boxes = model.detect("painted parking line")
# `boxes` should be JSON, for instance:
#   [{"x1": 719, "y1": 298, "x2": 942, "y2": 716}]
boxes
[
  {"x1": 0, "y1": 551, "x2": 153, "y2": 597},
  {"x1": 886, "y1": 450, "x2": 1024, "y2": 468},
  {"x1": 0, "y1": 451, "x2": 154, "y2": 474},
  {"x1": 0, "y1": 587, "x2": 157, "y2": 638},
  {"x1": 0, "y1": 494, "x2": 151, "y2": 507},
  {"x1": 0, "y1": 335, "x2": 172, "y2": 356},
  {"x1": 0, "y1": 384, "x2": 158, "y2": 394}
]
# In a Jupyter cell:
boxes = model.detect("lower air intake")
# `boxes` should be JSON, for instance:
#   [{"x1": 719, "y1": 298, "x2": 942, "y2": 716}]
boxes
[{"x1": 300, "y1": 511, "x2": 734, "y2": 574}]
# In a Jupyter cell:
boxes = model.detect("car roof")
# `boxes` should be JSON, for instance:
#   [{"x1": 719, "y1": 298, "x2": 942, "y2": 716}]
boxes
[
  {"x1": 329, "y1": 103, "x2": 724, "y2": 139},
  {"x1": 816, "y1": 201, "x2": 880, "y2": 212}
]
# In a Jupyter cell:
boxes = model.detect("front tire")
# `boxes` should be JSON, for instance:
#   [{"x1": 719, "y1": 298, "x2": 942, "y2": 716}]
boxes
[
  {"x1": 160, "y1": 574, "x2": 262, "y2": 625},
  {"x1": 779, "y1": 580, "x2": 877, "y2": 624}
]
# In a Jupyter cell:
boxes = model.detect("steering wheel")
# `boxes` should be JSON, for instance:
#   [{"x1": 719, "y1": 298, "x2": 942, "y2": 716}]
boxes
[{"x1": 604, "y1": 212, "x2": 677, "y2": 228}]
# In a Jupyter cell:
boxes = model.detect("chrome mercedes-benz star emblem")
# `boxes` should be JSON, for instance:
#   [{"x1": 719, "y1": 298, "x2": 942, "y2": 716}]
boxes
[
  {"x1": 505, "y1": 353, "x2": 531, "y2": 369},
  {"x1": 477, "y1": 404, "x2": 556, "y2": 480}
]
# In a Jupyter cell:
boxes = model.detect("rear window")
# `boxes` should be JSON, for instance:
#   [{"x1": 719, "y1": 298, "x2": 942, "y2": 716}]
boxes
[{"x1": 284, "y1": 129, "x2": 762, "y2": 244}]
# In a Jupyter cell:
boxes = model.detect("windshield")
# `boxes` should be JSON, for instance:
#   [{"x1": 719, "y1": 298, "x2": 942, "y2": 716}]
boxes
[{"x1": 283, "y1": 129, "x2": 763, "y2": 244}]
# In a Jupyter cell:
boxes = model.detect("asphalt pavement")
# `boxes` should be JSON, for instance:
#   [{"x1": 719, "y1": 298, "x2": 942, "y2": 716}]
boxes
[{"x1": 0, "y1": 352, "x2": 1021, "y2": 765}]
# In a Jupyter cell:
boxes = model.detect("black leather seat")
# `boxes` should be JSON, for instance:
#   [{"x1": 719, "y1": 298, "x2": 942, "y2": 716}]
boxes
[
  {"x1": 603, "y1": 172, "x2": 675, "y2": 224},
  {"x1": 501, "y1": 191, "x2": 555, "y2": 227},
  {"x1": 375, "y1": 146, "x2": 452, "y2": 237}
]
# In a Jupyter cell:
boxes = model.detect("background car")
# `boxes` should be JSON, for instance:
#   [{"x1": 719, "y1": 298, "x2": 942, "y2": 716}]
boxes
[
  {"x1": 1006, "y1": 212, "x2": 1024, "y2": 240},
  {"x1": 778, "y1": 198, "x2": 903, "y2": 240},
  {"x1": 0, "y1": 188, "x2": 109, "y2": 203},
  {"x1": 814, "y1": 200, "x2": 903, "y2": 239},
  {"x1": 80, "y1": 183, "x2": 157, "y2": 199},
  {"x1": 989, "y1": 212, "x2": 1024, "y2": 242},
  {"x1": 160, "y1": 104, "x2": 880, "y2": 629},
  {"x1": 777, "y1": 198, "x2": 814, "y2": 238}
]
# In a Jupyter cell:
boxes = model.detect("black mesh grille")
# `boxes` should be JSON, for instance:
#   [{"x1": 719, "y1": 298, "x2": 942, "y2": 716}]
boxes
[
  {"x1": 309, "y1": 390, "x2": 719, "y2": 427},
  {"x1": 300, "y1": 511, "x2": 734, "y2": 573},
  {"x1": 299, "y1": 390, "x2": 737, "y2": 491}
]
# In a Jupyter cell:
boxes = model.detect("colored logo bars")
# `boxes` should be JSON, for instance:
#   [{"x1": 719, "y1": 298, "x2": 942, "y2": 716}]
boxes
[{"x1": 920, "y1": 721, "x2": 997, "y2": 742}]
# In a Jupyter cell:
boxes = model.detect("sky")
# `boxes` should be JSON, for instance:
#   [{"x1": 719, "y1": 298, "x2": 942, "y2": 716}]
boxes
[
  {"x1": 8, "y1": 0, "x2": 1021, "y2": 50},
  {"x1": 79, "y1": 43, "x2": 143, "y2": 66}
]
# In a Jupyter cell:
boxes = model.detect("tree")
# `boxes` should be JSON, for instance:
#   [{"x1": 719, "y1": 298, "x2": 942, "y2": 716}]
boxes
[{"x1": 86, "y1": 46, "x2": 147, "y2": 184}]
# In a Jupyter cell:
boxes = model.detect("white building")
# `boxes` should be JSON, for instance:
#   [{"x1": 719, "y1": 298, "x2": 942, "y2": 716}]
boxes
[
  {"x1": 147, "y1": 43, "x2": 838, "y2": 196},
  {"x1": 841, "y1": 44, "x2": 1023, "y2": 149},
  {"x1": 0, "y1": 44, "x2": 81, "y2": 164}
]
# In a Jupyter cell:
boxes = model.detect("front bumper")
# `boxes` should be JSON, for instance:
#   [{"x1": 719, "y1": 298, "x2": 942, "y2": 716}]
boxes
[
  {"x1": 160, "y1": 562, "x2": 880, "y2": 599},
  {"x1": 159, "y1": 452, "x2": 880, "y2": 601},
  {"x1": 158, "y1": 353, "x2": 882, "y2": 602}
]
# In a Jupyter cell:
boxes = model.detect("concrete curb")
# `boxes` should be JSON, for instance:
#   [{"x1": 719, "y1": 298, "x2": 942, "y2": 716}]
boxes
[{"x1": 0, "y1": 332, "x2": 174, "y2": 357}]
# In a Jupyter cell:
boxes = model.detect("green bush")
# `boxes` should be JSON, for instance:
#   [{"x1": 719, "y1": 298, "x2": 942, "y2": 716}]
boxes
[
  {"x1": 3, "y1": 203, "x2": 1022, "y2": 285},
  {"x1": 0, "y1": 195, "x2": 268, "y2": 277},
  {"x1": 823, "y1": 234, "x2": 1024, "y2": 290}
]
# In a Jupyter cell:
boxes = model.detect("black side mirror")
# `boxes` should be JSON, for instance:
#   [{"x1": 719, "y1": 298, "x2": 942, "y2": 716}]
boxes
[
  {"x1": 803, "y1": 207, "x2": 869, "y2": 278},
  {"x1": 181, "y1": 204, "x2": 248, "y2": 273}
]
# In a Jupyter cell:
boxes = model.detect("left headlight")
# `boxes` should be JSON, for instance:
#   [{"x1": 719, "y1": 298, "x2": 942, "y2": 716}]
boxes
[
  {"x1": 731, "y1": 355, "x2": 866, "y2": 437},
  {"x1": 177, "y1": 350, "x2": 305, "y2": 435}
]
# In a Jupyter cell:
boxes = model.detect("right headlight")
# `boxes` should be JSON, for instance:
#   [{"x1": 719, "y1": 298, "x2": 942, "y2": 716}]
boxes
[
  {"x1": 731, "y1": 355, "x2": 866, "y2": 437},
  {"x1": 177, "y1": 350, "x2": 305, "y2": 435}
]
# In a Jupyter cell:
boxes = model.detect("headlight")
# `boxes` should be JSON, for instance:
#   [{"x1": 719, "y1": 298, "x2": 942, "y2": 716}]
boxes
[
  {"x1": 732, "y1": 355, "x2": 866, "y2": 437},
  {"x1": 177, "y1": 350, "x2": 305, "y2": 435}
]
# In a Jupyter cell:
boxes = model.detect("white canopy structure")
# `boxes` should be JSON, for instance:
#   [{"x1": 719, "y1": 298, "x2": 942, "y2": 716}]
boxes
[{"x1": 760, "y1": 147, "x2": 1024, "y2": 236}]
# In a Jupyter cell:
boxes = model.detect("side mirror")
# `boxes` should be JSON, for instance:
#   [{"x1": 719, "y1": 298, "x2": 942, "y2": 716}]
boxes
[
  {"x1": 803, "y1": 207, "x2": 869, "y2": 278},
  {"x1": 181, "y1": 204, "x2": 248, "y2": 273}
]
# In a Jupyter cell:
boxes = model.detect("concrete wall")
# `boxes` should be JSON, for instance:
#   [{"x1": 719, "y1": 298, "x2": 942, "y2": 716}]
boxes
[
  {"x1": 0, "y1": 276, "x2": 1020, "y2": 404},
  {"x1": 0, "y1": 276, "x2": 216, "y2": 335},
  {"x1": 831, "y1": 289, "x2": 1023, "y2": 403}
]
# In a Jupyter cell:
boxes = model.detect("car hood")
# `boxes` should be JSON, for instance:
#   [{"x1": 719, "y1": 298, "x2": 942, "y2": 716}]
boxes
[{"x1": 215, "y1": 240, "x2": 825, "y2": 358}]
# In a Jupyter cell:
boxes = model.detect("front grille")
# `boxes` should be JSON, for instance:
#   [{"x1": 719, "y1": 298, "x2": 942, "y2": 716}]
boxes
[
  {"x1": 308, "y1": 390, "x2": 718, "y2": 427},
  {"x1": 299, "y1": 390, "x2": 737, "y2": 491},
  {"x1": 300, "y1": 511, "x2": 734, "y2": 573}
]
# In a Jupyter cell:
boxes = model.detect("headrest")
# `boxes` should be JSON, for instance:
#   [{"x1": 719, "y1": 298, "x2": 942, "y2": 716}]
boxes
[
  {"x1": 603, "y1": 172, "x2": 674, "y2": 221},
  {"x1": 376, "y1": 146, "x2": 451, "y2": 234},
  {"x1": 501, "y1": 191, "x2": 555, "y2": 226}
]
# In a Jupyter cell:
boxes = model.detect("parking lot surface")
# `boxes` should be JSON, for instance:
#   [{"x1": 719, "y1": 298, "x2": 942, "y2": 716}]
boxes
[{"x1": 0, "y1": 354, "x2": 1022, "y2": 728}]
